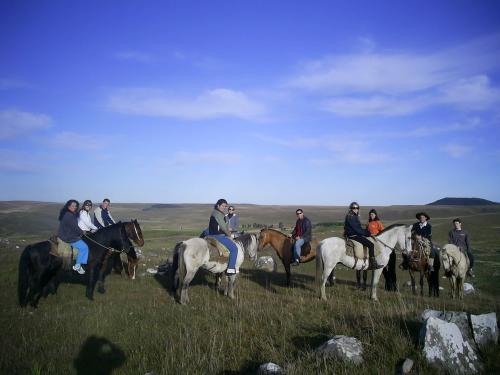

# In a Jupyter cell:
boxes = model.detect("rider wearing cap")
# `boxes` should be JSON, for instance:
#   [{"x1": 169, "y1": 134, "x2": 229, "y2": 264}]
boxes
[{"x1": 344, "y1": 202, "x2": 382, "y2": 269}]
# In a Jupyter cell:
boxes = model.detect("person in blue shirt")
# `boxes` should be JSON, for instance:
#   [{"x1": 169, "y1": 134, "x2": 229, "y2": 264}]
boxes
[{"x1": 93, "y1": 198, "x2": 116, "y2": 229}]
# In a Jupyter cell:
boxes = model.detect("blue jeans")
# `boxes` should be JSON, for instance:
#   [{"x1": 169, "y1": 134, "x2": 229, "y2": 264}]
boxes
[
  {"x1": 294, "y1": 238, "x2": 305, "y2": 261},
  {"x1": 211, "y1": 234, "x2": 238, "y2": 270},
  {"x1": 71, "y1": 239, "x2": 89, "y2": 265}
]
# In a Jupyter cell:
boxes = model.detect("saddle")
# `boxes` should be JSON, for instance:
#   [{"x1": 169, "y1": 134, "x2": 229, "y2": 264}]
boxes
[
  {"x1": 52, "y1": 237, "x2": 79, "y2": 269},
  {"x1": 345, "y1": 237, "x2": 383, "y2": 270},
  {"x1": 205, "y1": 236, "x2": 231, "y2": 263},
  {"x1": 290, "y1": 240, "x2": 312, "y2": 258}
]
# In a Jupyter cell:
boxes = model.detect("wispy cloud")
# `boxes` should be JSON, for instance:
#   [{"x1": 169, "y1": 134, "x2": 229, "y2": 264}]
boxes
[
  {"x1": 288, "y1": 33, "x2": 500, "y2": 116},
  {"x1": 114, "y1": 50, "x2": 156, "y2": 63},
  {"x1": 0, "y1": 109, "x2": 52, "y2": 139},
  {"x1": 108, "y1": 88, "x2": 267, "y2": 120},
  {"x1": 172, "y1": 151, "x2": 241, "y2": 166},
  {"x1": 442, "y1": 143, "x2": 472, "y2": 158},
  {"x1": 0, "y1": 149, "x2": 42, "y2": 173},
  {"x1": 45, "y1": 131, "x2": 103, "y2": 151}
]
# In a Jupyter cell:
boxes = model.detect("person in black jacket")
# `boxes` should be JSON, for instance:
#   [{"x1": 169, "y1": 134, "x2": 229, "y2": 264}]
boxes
[
  {"x1": 411, "y1": 212, "x2": 437, "y2": 272},
  {"x1": 344, "y1": 202, "x2": 382, "y2": 269},
  {"x1": 57, "y1": 199, "x2": 89, "y2": 275},
  {"x1": 291, "y1": 209, "x2": 312, "y2": 265}
]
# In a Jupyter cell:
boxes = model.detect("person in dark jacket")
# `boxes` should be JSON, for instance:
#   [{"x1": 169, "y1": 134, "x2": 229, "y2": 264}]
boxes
[
  {"x1": 411, "y1": 212, "x2": 437, "y2": 271},
  {"x1": 57, "y1": 199, "x2": 89, "y2": 274},
  {"x1": 448, "y1": 218, "x2": 474, "y2": 278},
  {"x1": 93, "y1": 198, "x2": 116, "y2": 229},
  {"x1": 291, "y1": 209, "x2": 312, "y2": 265},
  {"x1": 344, "y1": 202, "x2": 382, "y2": 269},
  {"x1": 208, "y1": 198, "x2": 238, "y2": 274}
]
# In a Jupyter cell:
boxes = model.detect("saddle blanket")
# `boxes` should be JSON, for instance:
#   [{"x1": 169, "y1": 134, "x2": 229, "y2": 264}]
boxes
[
  {"x1": 205, "y1": 236, "x2": 231, "y2": 263},
  {"x1": 345, "y1": 238, "x2": 382, "y2": 259},
  {"x1": 52, "y1": 237, "x2": 78, "y2": 270}
]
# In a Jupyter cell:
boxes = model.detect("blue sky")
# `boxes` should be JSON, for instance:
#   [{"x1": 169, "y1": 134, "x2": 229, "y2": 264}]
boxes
[{"x1": 1, "y1": 0, "x2": 500, "y2": 205}]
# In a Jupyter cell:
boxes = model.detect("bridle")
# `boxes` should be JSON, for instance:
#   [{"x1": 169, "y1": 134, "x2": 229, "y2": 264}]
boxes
[{"x1": 83, "y1": 222, "x2": 137, "y2": 254}]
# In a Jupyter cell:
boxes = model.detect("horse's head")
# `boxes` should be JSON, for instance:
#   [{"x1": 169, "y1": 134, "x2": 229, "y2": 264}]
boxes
[
  {"x1": 257, "y1": 228, "x2": 270, "y2": 252},
  {"x1": 125, "y1": 219, "x2": 145, "y2": 247},
  {"x1": 401, "y1": 225, "x2": 413, "y2": 253},
  {"x1": 247, "y1": 233, "x2": 258, "y2": 261},
  {"x1": 440, "y1": 247, "x2": 452, "y2": 276}
]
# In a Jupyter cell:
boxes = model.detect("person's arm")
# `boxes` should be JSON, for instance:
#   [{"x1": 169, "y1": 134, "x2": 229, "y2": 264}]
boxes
[
  {"x1": 94, "y1": 207, "x2": 105, "y2": 228},
  {"x1": 107, "y1": 210, "x2": 116, "y2": 225},
  {"x1": 215, "y1": 212, "x2": 231, "y2": 237},
  {"x1": 465, "y1": 231, "x2": 471, "y2": 252},
  {"x1": 379, "y1": 221, "x2": 384, "y2": 232},
  {"x1": 448, "y1": 230, "x2": 454, "y2": 244},
  {"x1": 304, "y1": 219, "x2": 312, "y2": 240}
]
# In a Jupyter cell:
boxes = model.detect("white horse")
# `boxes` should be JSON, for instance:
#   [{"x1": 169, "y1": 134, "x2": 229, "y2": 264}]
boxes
[
  {"x1": 316, "y1": 224, "x2": 412, "y2": 301},
  {"x1": 172, "y1": 233, "x2": 259, "y2": 305},
  {"x1": 440, "y1": 244, "x2": 469, "y2": 300}
]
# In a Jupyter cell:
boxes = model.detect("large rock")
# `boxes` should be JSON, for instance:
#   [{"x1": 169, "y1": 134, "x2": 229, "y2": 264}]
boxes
[
  {"x1": 421, "y1": 317, "x2": 481, "y2": 374},
  {"x1": 421, "y1": 310, "x2": 475, "y2": 349},
  {"x1": 316, "y1": 335, "x2": 363, "y2": 364},
  {"x1": 255, "y1": 256, "x2": 276, "y2": 272},
  {"x1": 463, "y1": 283, "x2": 475, "y2": 295},
  {"x1": 256, "y1": 362, "x2": 283, "y2": 374},
  {"x1": 470, "y1": 312, "x2": 498, "y2": 347}
]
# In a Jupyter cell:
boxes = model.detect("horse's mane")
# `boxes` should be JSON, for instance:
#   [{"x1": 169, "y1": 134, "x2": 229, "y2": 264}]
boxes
[
  {"x1": 234, "y1": 233, "x2": 256, "y2": 248},
  {"x1": 263, "y1": 228, "x2": 288, "y2": 237},
  {"x1": 88, "y1": 221, "x2": 124, "y2": 240},
  {"x1": 376, "y1": 223, "x2": 405, "y2": 236}
]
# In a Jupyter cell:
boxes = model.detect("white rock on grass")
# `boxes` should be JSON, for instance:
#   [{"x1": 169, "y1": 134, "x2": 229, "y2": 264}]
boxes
[
  {"x1": 255, "y1": 256, "x2": 277, "y2": 272},
  {"x1": 316, "y1": 335, "x2": 363, "y2": 364},
  {"x1": 421, "y1": 310, "x2": 476, "y2": 349},
  {"x1": 401, "y1": 358, "x2": 414, "y2": 374},
  {"x1": 463, "y1": 283, "x2": 475, "y2": 294},
  {"x1": 146, "y1": 268, "x2": 158, "y2": 274},
  {"x1": 470, "y1": 312, "x2": 498, "y2": 347},
  {"x1": 257, "y1": 362, "x2": 283, "y2": 374},
  {"x1": 421, "y1": 316, "x2": 481, "y2": 374}
]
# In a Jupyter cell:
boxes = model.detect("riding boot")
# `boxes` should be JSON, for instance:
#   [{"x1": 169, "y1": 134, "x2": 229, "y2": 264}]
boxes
[
  {"x1": 428, "y1": 257, "x2": 434, "y2": 273},
  {"x1": 467, "y1": 268, "x2": 475, "y2": 278},
  {"x1": 369, "y1": 256, "x2": 383, "y2": 270}
]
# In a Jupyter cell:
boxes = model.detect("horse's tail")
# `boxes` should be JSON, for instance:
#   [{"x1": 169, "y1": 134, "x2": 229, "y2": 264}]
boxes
[
  {"x1": 18, "y1": 246, "x2": 31, "y2": 307},
  {"x1": 175, "y1": 241, "x2": 187, "y2": 293},
  {"x1": 315, "y1": 242, "x2": 324, "y2": 287}
]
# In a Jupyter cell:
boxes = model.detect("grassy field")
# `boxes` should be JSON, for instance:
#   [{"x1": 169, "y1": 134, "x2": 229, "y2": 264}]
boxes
[{"x1": 0, "y1": 202, "x2": 499, "y2": 374}]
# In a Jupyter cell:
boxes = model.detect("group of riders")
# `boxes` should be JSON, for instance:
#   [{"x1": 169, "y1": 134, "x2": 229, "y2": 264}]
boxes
[
  {"x1": 207, "y1": 199, "x2": 475, "y2": 277},
  {"x1": 58, "y1": 196, "x2": 475, "y2": 278},
  {"x1": 57, "y1": 198, "x2": 117, "y2": 275}
]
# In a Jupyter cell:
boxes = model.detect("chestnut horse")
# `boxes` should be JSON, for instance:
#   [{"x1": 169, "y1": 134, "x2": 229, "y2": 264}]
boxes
[
  {"x1": 402, "y1": 240, "x2": 440, "y2": 297},
  {"x1": 257, "y1": 228, "x2": 330, "y2": 286}
]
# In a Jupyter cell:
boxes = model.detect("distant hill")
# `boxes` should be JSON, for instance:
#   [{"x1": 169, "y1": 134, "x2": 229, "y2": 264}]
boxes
[{"x1": 428, "y1": 197, "x2": 499, "y2": 206}]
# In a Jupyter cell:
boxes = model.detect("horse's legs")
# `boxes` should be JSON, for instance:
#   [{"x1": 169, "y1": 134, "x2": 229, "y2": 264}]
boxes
[
  {"x1": 215, "y1": 273, "x2": 223, "y2": 292},
  {"x1": 449, "y1": 276, "x2": 456, "y2": 299},
  {"x1": 458, "y1": 277, "x2": 464, "y2": 300},
  {"x1": 356, "y1": 270, "x2": 362, "y2": 289},
  {"x1": 327, "y1": 269, "x2": 336, "y2": 286},
  {"x1": 419, "y1": 272, "x2": 424, "y2": 296},
  {"x1": 86, "y1": 262, "x2": 101, "y2": 300},
  {"x1": 180, "y1": 268, "x2": 198, "y2": 305},
  {"x1": 127, "y1": 254, "x2": 138, "y2": 280},
  {"x1": 226, "y1": 274, "x2": 237, "y2": 299},
  {"x1": 409, "y1": 270, "x2": 417, "y2": 295},
  {"x1": 370, "y1": 268, "x2": 383, "y2": 301},
  {"x1": 283, "y1": 251, "x2": 292, "y2": 287},
  {"x1": 321, "y1": 264, "x2": 336, "y2": 301}
]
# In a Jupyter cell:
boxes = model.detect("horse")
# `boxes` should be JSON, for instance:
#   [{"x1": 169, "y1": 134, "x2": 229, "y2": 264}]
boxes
[
  {"x1": 172, "y1": 233, "x2": 259, "y2": 305},
  {"x1": 440, "y1": 243, "x2": 469, "y2": 299},
  {"x1": 316, "y1": 224, "x2": 412, "y2": 301},
  {"x1": 257, "y1": 228, "x2": 329, "y2": 286},
  {"x1": 109, "y1": 247, "x2": 140, "y2": 280},
  {"x1": 18, "y1": 220, "x2": 144, "y2": 307},
  {"x1": 402, "y1": 238, "x2": 440, "y2": 297}
]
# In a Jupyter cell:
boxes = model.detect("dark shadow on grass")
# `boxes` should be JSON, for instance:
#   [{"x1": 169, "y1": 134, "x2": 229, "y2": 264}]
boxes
[
  {"x1": 292, "y1": 333, "x2": 330, "y2": 352},
  {"x1": 215, "y1": 359, "x2": 262, "y2": 375},
  {"x1": 239, "y1": 268, "x2": 316, "y2": 291},
  {"x1": 73, "y1": 336, "x2": 126, "y2": 375},
  {"x1": 400, "y1": 318, "x2": 422, "y2": 347}
]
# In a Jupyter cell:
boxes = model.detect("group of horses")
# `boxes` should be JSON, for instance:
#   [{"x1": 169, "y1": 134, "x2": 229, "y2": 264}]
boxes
[{"x1": 17, "y1": 220, "x2": 470, "y2": 308}]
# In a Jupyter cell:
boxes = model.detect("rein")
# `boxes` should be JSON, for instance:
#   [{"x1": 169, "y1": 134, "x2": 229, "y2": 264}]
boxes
[
  {"x1": 83, "y1": 232, "x2": 126, "y2": 254},
  {"x1": 131, "y1": 221, "x2": 141, "y2": 242}
]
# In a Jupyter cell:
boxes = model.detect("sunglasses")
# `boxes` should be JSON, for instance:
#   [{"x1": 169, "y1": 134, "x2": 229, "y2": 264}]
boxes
[
  {"x1": 352, "y1": 207, "x2": 359, "y2": 210},
  {"x1": 296, "y1": 212, "x2": 303, "y2": 215}
]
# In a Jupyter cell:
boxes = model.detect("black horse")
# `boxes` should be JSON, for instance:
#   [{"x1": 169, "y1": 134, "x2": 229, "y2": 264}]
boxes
[{"x1": 18, "y1": 220, "x2": 144, "y2": 307}]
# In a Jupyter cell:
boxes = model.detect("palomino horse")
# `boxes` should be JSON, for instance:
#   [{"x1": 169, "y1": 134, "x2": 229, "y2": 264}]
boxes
[
  {"x1": 18, "y1": 220, "x2": 144, "y2": 307},
  {"x1": 316, "y1": 224, "x2": 412, "y2": 301},
  {"x1": 172, "y1": 233, "x2": 259, "y2": 305},
  {"x1": 257, "y1": 228, "x2": 326, "y2": 286},
  {"x1": 440, "y1": 244, "x2": 469, "y2": 300},
  {"x1": 402, "y1": 236, "x2": 440, "y2": 297}
]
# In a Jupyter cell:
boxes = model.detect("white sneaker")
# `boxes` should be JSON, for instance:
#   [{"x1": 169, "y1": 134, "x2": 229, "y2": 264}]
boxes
[
  {"x1": 72, "y1": 264, "x2": 85, "y2": 275},
  {"x1": 226, "y1": 268, "x2": 236, "y2": 274}
]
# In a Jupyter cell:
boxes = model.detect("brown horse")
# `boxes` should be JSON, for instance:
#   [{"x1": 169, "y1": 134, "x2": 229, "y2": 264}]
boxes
[
  {"x1": 402, "y1": 237, "x2": 440, "y2": 297},
  {"x1": 257, "y1": 228, "x2": 329, "y2": 286}
]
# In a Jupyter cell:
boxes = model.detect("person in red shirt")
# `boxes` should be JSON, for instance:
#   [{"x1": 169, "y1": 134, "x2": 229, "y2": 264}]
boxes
[{"x1": 357, "y1": 209, "x2": 385, "y2": 289}]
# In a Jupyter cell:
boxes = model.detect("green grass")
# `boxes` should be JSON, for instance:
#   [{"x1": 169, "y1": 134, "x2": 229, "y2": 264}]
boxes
[{"x1": 1, "y1": 203, "x2": 499, "y2": 374}]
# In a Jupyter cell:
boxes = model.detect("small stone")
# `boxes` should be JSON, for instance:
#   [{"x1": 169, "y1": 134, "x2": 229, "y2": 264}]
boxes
[
  {"x1": 257, "y1": 362, "x2": 283, "y2": 374},
  {"x1": 401, "y1": 358, "x2": 414, "y2": 374},
  {"x1": 146, "y1": 268, "x2": 158, "y2": 274},
  {"x1": 463, "y1": 283, "x2": 474, "y2": 294},
  {"x1": 316, "y1": 335, "x2": 363, "y2": 364}
]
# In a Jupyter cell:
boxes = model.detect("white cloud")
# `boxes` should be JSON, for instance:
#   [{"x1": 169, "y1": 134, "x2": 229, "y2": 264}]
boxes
[
  {"x1": 0, "y1": 109, "x2": 52, "y2": 139},
  {"x1": 172, "y1": 151, "x2": 241, "y2": 166},
  {"x1": 114, "y1": 51, "x2": 156, "y2": 63},
  {"x1": 0, "y1": 149, "x2": 41, "y2": 173},
  {"x1": 442, "y1": 143, "x2": 472, "y2": 158},
  {"x1": 108, "y1": 88, "x2": 266, "y2": 120},
  {"x1": 47, "y1": 131, "x2": 102, "y2": 151},
  {"x1": 439, "y1": 75, "x2": 500, "y2": 110}
]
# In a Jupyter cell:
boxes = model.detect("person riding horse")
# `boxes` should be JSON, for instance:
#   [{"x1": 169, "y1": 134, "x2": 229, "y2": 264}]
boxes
[
  {"x1": 448, "y1": 218, "x2": 474, "y2": 278},
  {"x1": 411, "y1": 212, "x2": 437, "y2": 272},
  {"x1": 58, "y1": 200, "x2": 89, "y2": 275},
  {"x1": 208, "y1": 199, "x2": 238, "y2": 274},
  {"x1": 344, "y1": 202, "x2": 382, "y2": 270},
  {"x1": 291, "y1": 209, "x2": 312, "y2": 266}
]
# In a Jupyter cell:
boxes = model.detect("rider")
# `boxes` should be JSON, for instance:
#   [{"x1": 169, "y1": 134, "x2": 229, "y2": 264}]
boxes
[
  {"x1": 93, "y1": 198, "x2": 116, "y2": 229},
  {"x1": 58, "y1": 199, "x2": 88, "y2": 275},
  {"x1": 291, "y1": 209, "x2": 312, "y2": 266},
  {"x1": 208, "y1": 199, "x2": 238, "y2": 274},
  {"x1": 411, "y1": 212, "x2": 437, "y2": 272},
  {"x1": 225, "y1": 205, "x2": 240, "y2": 238},
  {"x1": 448, "y1": 218, "x2": 474, "y2": 278},
  {"x1": 78, "y1": 200, "x2": 98, "y2": 233},
  {"x1": 344, "y1": 202, "x2": 382, "y2": 269}
]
